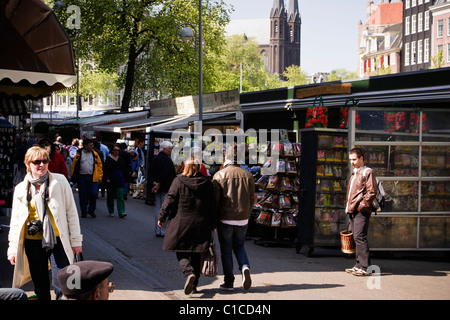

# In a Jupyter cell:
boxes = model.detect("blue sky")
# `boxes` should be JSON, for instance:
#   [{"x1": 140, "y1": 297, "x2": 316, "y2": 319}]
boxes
[{"x1": 224, "y1": 0, "x2": 369, "y2": 75}]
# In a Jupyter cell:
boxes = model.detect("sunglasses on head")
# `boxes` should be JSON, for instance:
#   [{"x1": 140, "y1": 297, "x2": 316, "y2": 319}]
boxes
[{"x1": 31, "y1": 159, "x2": 49, "y2": 165}]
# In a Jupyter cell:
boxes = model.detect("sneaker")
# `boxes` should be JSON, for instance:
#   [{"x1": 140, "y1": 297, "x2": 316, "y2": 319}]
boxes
[
  {"x1": 219, "y1": 283, "x2": 234, "y2": 291},
  {"x1": 242, "y1": 266, "x2": 252, "y2": 290},
  {"x1": 345, "y1": 266, "x2": 358, "y2": 274},
  {"x1": 119, "y1": 213, "x2": 127, "y2": 218},
  {"x1": 184, "y1": 274, "x2": 196, "y2": 295},
  {"x1": 352, "y1": 267, "x2": 371, "y2": 276}
]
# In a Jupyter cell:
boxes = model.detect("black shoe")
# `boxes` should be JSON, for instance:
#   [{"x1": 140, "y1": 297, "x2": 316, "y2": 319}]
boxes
[
  {"x1": 88, "y1": 211, "x2": 96, "y2": 218},
  {"x1": 184, "y1": 274, "x2": 196, "y2": 295},
  {"x1": 81, "y1": 212, "x2": 87, "y2": 218}
]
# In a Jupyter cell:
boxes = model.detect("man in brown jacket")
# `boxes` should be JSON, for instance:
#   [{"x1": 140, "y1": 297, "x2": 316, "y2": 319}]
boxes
[
  {"x1": 212, "y1": 143, "x2": 256, "y2": 291},
  {"x1": 345, "y1": 148, "x2": 377, "y2": 276}
]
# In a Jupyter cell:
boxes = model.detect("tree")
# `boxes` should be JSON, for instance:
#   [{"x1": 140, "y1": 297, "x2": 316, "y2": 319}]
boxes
[
  {"x1": 327, "y1": 68, "x2": 357, "y2": 81},
  {"x1": 211, "y1": 34, "x2": 282, "y2": 93},
  {"x1": 430, "y1": 48, "x2": 444, "y2": 69},
  {"x1": 283, "y1": 65, "x2": 307, "y2": 87},
  {"x1": 51, "y1": 0, "x2": 231, "y2": 112}
]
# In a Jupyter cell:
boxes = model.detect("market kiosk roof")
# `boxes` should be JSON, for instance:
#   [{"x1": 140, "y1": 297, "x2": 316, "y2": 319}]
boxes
[
  {"x1": 0, "y1": 0, "x2": 76, "y2": 105},
  {"x1": 240, "y1": 68, "x2": 450, "y2": 113},
  {"x1": 93, "y1": 111, "x2": 239, "y2": 133},
  {"x1": 59, "y1": 111, "x2": 149, "y2": 127}
]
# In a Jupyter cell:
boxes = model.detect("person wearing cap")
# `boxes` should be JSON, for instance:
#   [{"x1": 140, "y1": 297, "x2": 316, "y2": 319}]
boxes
[
  {"x1": 149, "y1": 141, "x2": 176, "y2": 237},
  {"x1": 57, "y1": 260, "x2": 114, "y2": 300}
]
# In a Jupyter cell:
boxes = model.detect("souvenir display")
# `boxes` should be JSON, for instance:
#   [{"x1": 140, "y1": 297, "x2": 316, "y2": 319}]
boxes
[
  {"x1": 254, "y1": 135, "x2": 300, "y2": 246},
  {"x1": 0, "y1": 122, "x2": 15, "y2": 208}
]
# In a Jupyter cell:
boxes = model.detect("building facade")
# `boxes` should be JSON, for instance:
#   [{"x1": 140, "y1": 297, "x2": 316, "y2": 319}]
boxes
[
  {"x1": 430, "y1": 0, "x2": 450, "y2": 68},
  {"x1": 358, "y1": 1, "x2": 404, "y2": 77},
  {"x1": 402, "y1": 0, "x2": 435, "y2": 72}
]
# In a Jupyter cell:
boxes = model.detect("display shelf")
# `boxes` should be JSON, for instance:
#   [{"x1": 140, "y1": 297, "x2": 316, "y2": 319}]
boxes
[
  {"x1": 350, "y1": 107, "x2": 450, "y2": 251},
  {"x1": 253, "y1": 138, "x2": 301, "y2": 247},
  {"x1": 296, "y1": 129, "x2": 348, "y2": 256}
]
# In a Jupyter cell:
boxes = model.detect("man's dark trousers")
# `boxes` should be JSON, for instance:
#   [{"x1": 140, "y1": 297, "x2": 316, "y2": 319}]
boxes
[{"x1": 349, "y1": 211, "x2": 371, "y2": 271}]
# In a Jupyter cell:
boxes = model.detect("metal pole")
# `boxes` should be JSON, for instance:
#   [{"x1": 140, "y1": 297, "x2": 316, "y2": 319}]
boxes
[
  {"x1": 198, "y1": 0, "x2": 203, "y2": 135},
  {"x1": 76, "y1": 28, "x2": 80, "y2": 120}
]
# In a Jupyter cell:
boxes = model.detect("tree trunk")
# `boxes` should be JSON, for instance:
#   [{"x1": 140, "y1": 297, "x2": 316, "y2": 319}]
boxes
[{"x1": 121, "y1": 41, "x2": 137, "y2": 113}]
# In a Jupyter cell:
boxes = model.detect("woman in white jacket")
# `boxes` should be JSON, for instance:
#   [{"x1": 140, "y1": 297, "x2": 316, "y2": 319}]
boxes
[{"x1": 7, "y1": 146, "x2": 82, "y2": 300}]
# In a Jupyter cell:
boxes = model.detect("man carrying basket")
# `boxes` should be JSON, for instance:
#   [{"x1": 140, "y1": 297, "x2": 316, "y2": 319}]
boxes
[{"x1": 344, "y1": 148, "x2": 377, "y2": 276}]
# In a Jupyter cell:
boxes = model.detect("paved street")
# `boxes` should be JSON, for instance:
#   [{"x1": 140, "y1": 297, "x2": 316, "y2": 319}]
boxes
[{"x1": 1, "y1": 191, "x2": 450, "y2": 304}]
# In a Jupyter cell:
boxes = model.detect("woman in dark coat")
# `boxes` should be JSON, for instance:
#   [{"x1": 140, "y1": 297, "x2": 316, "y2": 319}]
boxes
[{"x1": 158, "y1": 157, "x2": 217, "y2": 295}]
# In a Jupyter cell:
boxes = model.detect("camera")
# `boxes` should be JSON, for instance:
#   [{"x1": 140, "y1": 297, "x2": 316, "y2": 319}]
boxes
[{"x1": 27, "y1": 220, "x2": 43, "y2": 236}]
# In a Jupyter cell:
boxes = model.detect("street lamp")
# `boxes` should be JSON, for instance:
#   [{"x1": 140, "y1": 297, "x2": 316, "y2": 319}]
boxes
[
  {"x1": 55, "y1": 1, "x2": 81, "y2": 120},
  {"x1": 176, "y1": 1, "x2": 203, "y2": 135}
]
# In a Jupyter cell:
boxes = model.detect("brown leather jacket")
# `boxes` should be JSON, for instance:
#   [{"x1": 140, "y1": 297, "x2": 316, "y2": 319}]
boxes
[
  {"x1": 212, "y1": 164, "x2": 256, "y2": 221},
  {"x1": 345, "y1": 165, "x2": 377, "y2": 214}
]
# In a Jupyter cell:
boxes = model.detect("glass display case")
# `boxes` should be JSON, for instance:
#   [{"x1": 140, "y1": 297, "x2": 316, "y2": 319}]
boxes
[
  {"x1": 296, "y1": 128, "x2": 348, "y2": 256},
  {"x1": 348, "y1": 107, "x2": 450, "y2": 250}
]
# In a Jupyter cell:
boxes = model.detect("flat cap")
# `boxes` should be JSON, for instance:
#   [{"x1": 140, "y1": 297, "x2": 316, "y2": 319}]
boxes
[{"x1": 57, "y1": 260, "x2": 114, "y2": 298}]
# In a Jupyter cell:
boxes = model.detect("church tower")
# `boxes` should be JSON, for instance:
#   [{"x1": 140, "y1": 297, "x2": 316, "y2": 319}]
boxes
[{"x1": 269, "y1": 0, "x2": 301, "y2": 78}]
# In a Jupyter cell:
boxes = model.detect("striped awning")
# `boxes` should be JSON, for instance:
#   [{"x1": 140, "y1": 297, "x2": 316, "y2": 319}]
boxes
[
  {"x1": 0, "y1": 94, "x2": 29, "y2": 116},
  {"x1": 0, "y1": 0, "x2": 76, "y2": 100}
]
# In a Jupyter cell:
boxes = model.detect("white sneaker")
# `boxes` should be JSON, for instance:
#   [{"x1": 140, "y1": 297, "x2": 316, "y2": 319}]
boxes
[{"x1": 242, "y1": 266, "x2": 251, "y2": 290}]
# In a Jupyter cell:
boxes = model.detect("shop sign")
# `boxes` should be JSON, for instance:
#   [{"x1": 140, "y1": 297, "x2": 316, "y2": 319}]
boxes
[{"x1": 296, "y1": 84, "x2": 351, "y2": 99}]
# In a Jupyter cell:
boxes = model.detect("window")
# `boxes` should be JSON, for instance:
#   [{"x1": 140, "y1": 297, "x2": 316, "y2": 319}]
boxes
[
  {"x1": 425, "y1": 11, "x2": 430, "y2": 31},
  {"x1": 424, "y1": 38, "x2": 430, "y2": 63},
  {"x1": 412, "y1": 14, "x2": 417, "y2": 34},
  {"x1": 418, "y1": 13, "x2": 423, "y2": 32},
  {"x1": 418, "y1": 0, "x2": 423, "y2": 4},
  {"x1": 406, "y1": 16, "x2": 410, "y2": 35},
  {"x1": 418, "y1": 40, "x2": 423, "y2": 64},
  {"x1": 390, "y1": 52, "x2": 396, "y2": 66},
  {"x1": 448, "y1": 44, "x2": 450, "y2": 63},
  {"x1": 412, "y1": 0, "x2": 417, "y2": 7},
  {"x1": 406, "y1": 0, "x2": 410, "y2": 9},
  {"x1": 405, "y1": 43, "x2": 410, "y2": 66},
  {"x1": 438, "y1": 20, "x2": 444, "y2": 38},
  {"x1": 411, "y1": 41, "x2": 416, "y2": 65},
  {"x1": 448, "y1": 18, "x2": 450, "y2": 36}
]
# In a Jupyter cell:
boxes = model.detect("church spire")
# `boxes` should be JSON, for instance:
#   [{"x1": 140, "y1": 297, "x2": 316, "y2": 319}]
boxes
[
  {"x1": 287, "y1": 0, "x2": 300, "y2": 22},
  {"x1": 271, "y1": 0, "x2": 285, "y2": 18}
]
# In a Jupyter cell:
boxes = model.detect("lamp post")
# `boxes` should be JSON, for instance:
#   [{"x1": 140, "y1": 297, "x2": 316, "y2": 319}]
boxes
[
  {"x1": 176, "y1": 0, "x2": 203, "y2": 135},
  {"x1": 55, "y1": 1, "x2": 81, "y2": 120}
]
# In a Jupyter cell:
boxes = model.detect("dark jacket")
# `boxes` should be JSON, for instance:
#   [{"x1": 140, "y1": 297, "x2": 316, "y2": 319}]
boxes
[
  {"x1": 158, "y1": 173, "x2": 218, "y2": 253},
  {"x1": 212, "y1": 164, "x2": 256, "y2": 221},
  {"x1": 103, "y1": 155, "x2": 130, "y2": 188},
  {"x1": 345, "y1": 165, "x2": 377, "y2": 214},
  {"x1": 149, "y1": 151, "x2": 176, "y2": 193}
]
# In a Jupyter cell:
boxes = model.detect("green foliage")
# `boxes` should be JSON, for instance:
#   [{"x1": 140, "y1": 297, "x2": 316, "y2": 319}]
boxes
[{"x1": 328, "y1": 68, "x2": 357, "y2": 81}]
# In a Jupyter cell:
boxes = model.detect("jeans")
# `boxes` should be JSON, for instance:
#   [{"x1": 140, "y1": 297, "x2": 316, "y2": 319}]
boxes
[
  {"x1": 154, "y1": 192, "x2": 167, "y2": 235},
  {"x1": 176, "y1": 252, "x2": 201, "y2": 288},
  {"x1": 107, "y1": 187, "x2": 125, "y2": 216},
  {"x1": 349, "y1": 211, "x2": 371, "y2": 270},
  {"x1": 24, "y1": 237, "x2": 69, "y2": 300},
  {"x1": 78, "y1": 174, "x2": 98, "y2": 215},
  {"x1": 217, "y1": 222, "x2": 250, "y2": 286}
]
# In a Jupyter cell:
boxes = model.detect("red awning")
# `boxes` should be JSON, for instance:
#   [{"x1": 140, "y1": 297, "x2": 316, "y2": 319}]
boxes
[{"x1": 0, "y1": 0, "x2": 76, "y2": 104}]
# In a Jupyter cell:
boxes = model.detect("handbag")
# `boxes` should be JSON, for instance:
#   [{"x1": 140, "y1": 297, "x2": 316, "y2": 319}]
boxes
[{"x1": 201, "y1": 231, "x2": 218, "y2": 277}]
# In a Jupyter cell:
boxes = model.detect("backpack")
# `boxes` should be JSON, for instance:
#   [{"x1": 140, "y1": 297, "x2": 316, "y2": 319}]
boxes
[{"x1": 362, "y1": 167, "x2": 386, "y2": 213}]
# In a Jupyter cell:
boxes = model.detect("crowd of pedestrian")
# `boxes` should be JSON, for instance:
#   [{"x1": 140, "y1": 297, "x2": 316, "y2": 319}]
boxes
[{"x1": 5, "y1": 131, "x2": 377, "y2": 300}]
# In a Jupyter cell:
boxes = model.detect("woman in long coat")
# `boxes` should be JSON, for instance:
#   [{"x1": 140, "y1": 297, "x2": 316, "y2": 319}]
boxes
[
  {"x1": 7, "y1": 146, "x2": 82, "y2": 300},
  {"x1": 158, "y1": 157, "x2": 217, "y2": 295}
]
